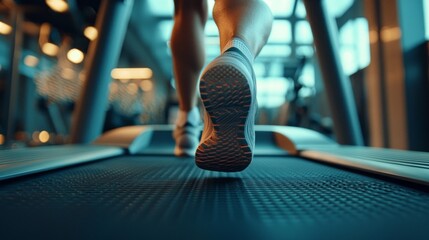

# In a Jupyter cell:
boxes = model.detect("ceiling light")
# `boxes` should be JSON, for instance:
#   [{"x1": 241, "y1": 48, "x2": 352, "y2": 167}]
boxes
[
  {"x1": 60, "y1": 67, "x2": 77, "y2": 80},
  {"x1": 110, "y1": 82, "x2": 118, "y2": 94},
  {"x1": 84, "y1": 26, "x2": 98, "y2": 41},
  {"x1": 42, "y1": 42, "x2": 59, "y2": 56},
  {"x1": 140, "y1": 80, "x2": 153, "y2": 92},
  {"x1": 32, "y1": 131, "x2": 40, "y2": 142},
  {"x1": 39, "y1": 130, "x2": 50, "y2": 143},
  {"x1": 111, "y1": 68, "x2": 153, "y2": 80},
  {"x1": 46, "y1": 0, "x2": 69, "y2": 13},
  {"x1": 67, "y1": 48, "x2": 84, "y2": 64},
  {"x1": 24, "y1": 55, "x2": 39, "y2": 67},
  {"x1": 0, "y1": 21, "x2": 12, "y2": 35},
  {"x1": 126, "y1": 83, "x2": 138, "y2": 95}
]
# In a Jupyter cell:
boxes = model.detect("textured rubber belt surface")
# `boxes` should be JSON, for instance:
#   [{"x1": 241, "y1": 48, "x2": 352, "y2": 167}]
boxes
[{"x1": 1, "y1": 156, "x2": 429, "y2": 239}]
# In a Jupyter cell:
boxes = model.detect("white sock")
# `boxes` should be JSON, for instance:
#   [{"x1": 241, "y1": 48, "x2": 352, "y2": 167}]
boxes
[
  {"x1": 175, "y1": 107, "x2": 201, "y2": 127},
  {"x1": 221, "y1": 38, "x2": 255, "y2": 64}
]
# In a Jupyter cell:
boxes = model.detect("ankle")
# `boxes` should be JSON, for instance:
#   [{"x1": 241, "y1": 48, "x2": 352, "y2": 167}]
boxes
[
  {"x1": 222, "y1": 37, "x2": 254, "y2": 64},
  {"x1": 175, "y1": 107, "x2": 201, "y2": 127}
]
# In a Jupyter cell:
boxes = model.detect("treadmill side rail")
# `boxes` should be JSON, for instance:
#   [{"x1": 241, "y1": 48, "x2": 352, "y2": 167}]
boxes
[
  {"x1": 301, "y1": 146, "x2": 429, "y2": 186},
  {"x1": 93, "y1": 125, "x2": 156, "y2": 154},
  {"x1": 94, "y1": 125, "x2": 177, "y2": 155},
  {"x1": 0, "y1": 145, "x2": 124, "y2": 181},
  {"x1": 270, "y1": 125, "x2": 337, "y2": 154}
]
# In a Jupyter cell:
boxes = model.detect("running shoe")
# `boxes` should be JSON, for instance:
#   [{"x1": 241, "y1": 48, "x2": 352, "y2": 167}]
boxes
[
  {"x1": 196, "y1": 47, "x2": 256, "y2": 172},
  {"x1": 173, "y1": 122, "x2": 201, "y2": 157}
]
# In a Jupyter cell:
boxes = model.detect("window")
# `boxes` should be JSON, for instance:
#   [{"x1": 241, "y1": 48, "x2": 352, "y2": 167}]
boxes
[
  {"x1": 338, "y1": 18, "x2": 370, "y2": 75},
  {"x1": 424, "y1": 0, "x2": 429, "y2": 39}
]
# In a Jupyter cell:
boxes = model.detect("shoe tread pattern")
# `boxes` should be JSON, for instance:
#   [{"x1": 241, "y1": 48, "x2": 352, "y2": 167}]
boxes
[{"x1": 196, "y1": 64, "x2": 252, "y2": 172}]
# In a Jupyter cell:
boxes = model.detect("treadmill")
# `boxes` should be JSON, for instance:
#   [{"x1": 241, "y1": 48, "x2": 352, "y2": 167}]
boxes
[{"x1": 1, "y1": 0, "x2": 428, "y2": 239}]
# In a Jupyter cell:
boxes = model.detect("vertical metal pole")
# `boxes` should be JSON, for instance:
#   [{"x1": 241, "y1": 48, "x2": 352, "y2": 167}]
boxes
[
  {"x1": 290, "y1": 0, "x2": 299, "y2": 59},
  {"x1": 2, "y1": 9, "x2": 23, "y2": 144},
  {"x1": 373, "y1": 0, "x2": 389, "y2": 147},
  {"x1": 71, "y1": 0, "x2": 134, "y2": 144},
  {"x1": 302, "y1": 0, "x2": 363, "y2": 145},
  {"x1": 397, "y1": 0, "x2": 429, "y2": 151}
]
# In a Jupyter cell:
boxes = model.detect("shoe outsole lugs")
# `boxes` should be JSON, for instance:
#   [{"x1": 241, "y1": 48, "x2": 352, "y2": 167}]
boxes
[{"x1": 196, "y1": 54, "x2": 255, "y2": 172}]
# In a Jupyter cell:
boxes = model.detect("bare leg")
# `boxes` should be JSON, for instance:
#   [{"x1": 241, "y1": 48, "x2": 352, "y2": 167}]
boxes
[
  {"x1": 171, "y1": 0, "x2": 207, "y2": 157},
  {"x1": 196, "y1": 0, "x2": 272, "y2": 171},
  {"x1": 213, "y1": 0, "x2": 273, "y2": 57},
  {"x1": 171, "y1": 0, "x2": 208, "y2": 112}
]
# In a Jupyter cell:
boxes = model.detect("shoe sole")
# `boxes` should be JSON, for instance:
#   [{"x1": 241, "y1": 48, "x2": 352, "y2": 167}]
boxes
[{"x1": 196, "y1": 58, "x2": 254, "y2": 172}]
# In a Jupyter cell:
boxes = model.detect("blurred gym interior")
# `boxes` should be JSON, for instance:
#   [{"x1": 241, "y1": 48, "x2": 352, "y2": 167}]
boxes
[{"x1": 0, "y1": 0, "x2": 428, "y2": 239}]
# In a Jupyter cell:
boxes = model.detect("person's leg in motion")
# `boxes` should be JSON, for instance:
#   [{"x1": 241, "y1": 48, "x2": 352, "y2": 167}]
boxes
[
  {"x1": 171, "y1": 0, "x2": 208, "y2": 157},
  {"x1": 196, "y1": 0, "x2": 273, "y2": 171}
]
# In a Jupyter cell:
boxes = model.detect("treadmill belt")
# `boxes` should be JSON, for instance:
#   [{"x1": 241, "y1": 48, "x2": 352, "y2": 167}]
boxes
[{"x1": 1, "y1": 156, "x2": 429, "y2": 239}]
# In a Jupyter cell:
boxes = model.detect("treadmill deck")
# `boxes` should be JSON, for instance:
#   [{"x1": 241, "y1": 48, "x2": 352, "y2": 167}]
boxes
[{"x1": 1, "y1": 155, "x2": 428, "y2": 239}]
